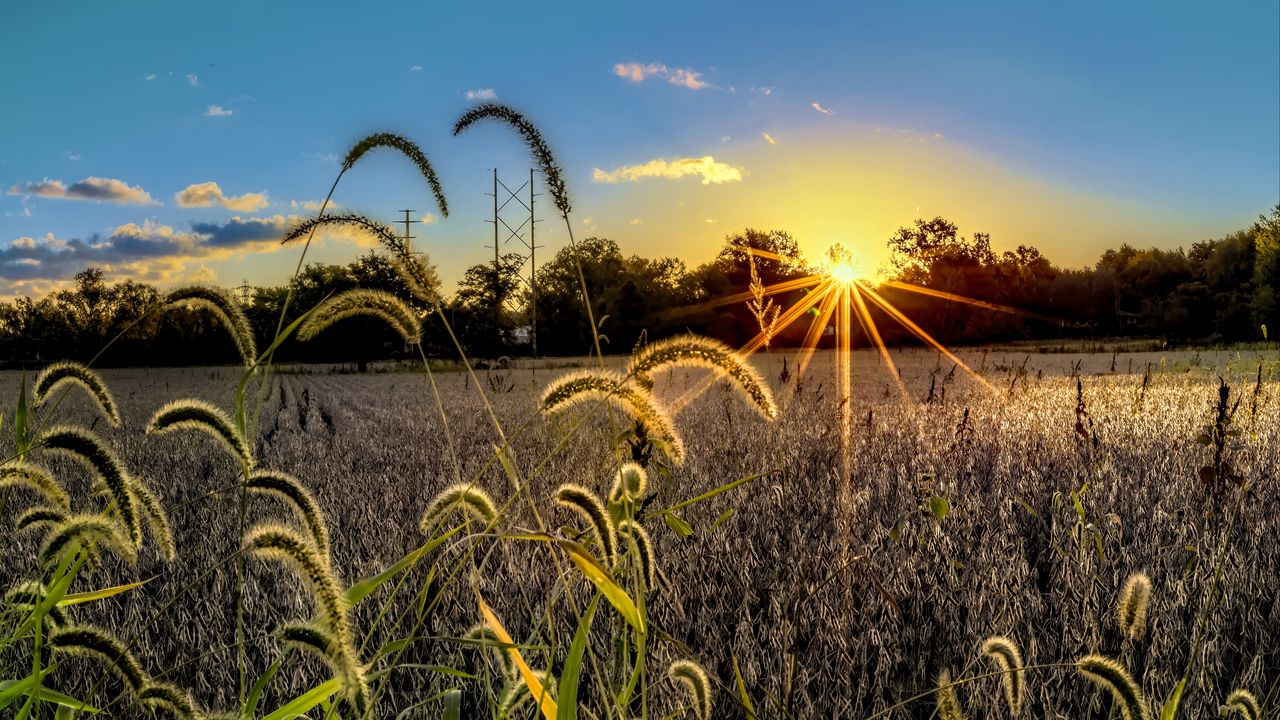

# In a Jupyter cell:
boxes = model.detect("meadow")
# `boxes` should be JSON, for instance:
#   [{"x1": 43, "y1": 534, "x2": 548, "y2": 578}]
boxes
[{"x1": 1, "y1": 345, "x2": 1274, "y2": 718}]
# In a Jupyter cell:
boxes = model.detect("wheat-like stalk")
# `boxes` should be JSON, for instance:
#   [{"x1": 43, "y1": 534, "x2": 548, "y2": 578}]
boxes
[
  {"x1": 39, "y1": 426, "x2": 140, "y2": 544},
  {"x1": 629, "y1": 334, "x2": 778, "y2": 420},
  {"x1": 617, "y1": 519, "x2": 657, "y2": 591},
  {"x1": 40, "y1": 513, "x2": 137, "y2": 567},
  {"x1": 669, "y1": 659, "x2": 713, "y2": 720},
  {"x1": 280, "y1": 622, "x2": 340, "y2": 661},
  {"x1": 420, "y1": 483, "x2": 498, "y2": 533},
  {"x1": 48, "y1": 624, "x2": 149, "y2": 692},
  {"x1": 1117, "y1": 572, "x2": 1153, "y2": 640},
  {"x1": 32, "y1": 360, "x2": 121, "y2": 426},
  {"x1": 129, "y1": 478, "x2": 175, "y2": 561},
  {"x1": 164, "y1": 286, "x2": 257, "y2": 366},
  {"x1": 979, "y1": 636, "x2": 1023, "y2": 717},
  {"x1": 247, "y1": 470, "x2": 330, "y2": 559},
  {"x1": 464, "y1": 622, "x2": 516, "y2": 676},
  {"x1": 556, "y1": 483, "x2": 618, "y2": 565},
  {"x1": 453, "y1": 103, "x2": 570, "y2": 218},
  {"x1": 281, "y1": 213, "x2": 404, "y2": 254},
  {"x1": 0, "y1": 463, "x2": 70, "y2": 509},
  {"x1": 244, "y1": 524, "x2": 367, "y2": 715},
  {"x1": 5, "y1": 580, "x2": 69, "y2": 627},
  {"x1": 139, "y1": 681, "x2": 204, "y2": 720},
  {"x1": 146, "y1": 399, "x2": 253, "y2": 468},
  {"x1": 297, "y1": 288, "x2": 422, "y2": 344},
  {"x1": 935, "y1": 668, "x2": 968, "y2": 720},
  {"x1": 393, "y1": 253, "x2": 442, "y2": 305},
  {"x1": 1220, "y1": 689, "x2": 1261, "y2": 719},
  {"x1": 15, "y1": 506, "x2": 67, "y2": 533},
  {"x1": 342, "y1": 133, "x2": 449, "y2": 217},
  {"x1": 541, "y1": 370, "x2": 685, "y2": 465},
  {"x1": 1076, "y1": 654, "x2": 1150, "y2": 720}
]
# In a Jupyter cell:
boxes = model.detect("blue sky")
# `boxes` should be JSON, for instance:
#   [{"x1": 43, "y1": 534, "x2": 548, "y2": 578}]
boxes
[{"x1": 2, "y1": 0, "x2": 1276, "y2": 298}]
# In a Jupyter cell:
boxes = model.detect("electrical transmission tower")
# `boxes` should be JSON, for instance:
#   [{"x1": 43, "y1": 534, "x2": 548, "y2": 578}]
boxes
[
  {"x1": 398, "y1": 209, "x2": 419, "y2": 248},
  {"x1": 237, "y1": 279, "x2": 251, "y2": 305},
  {"x1": 484, "y1": 168, "x2": 542, "y2": 356}
]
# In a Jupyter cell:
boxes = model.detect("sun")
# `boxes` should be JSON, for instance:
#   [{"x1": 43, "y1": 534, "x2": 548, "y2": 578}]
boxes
[
  {"x1": 823, "y1": 243, "x2": 864, "y2": 286},
  {"x1": 826, "y1": 260, "x2": 861, "y2": 286}
]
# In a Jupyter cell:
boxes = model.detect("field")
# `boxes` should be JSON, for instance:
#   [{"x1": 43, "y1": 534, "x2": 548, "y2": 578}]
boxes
[{"x1": 1, "y1": 346, "x2": 1277, "y2": 718}]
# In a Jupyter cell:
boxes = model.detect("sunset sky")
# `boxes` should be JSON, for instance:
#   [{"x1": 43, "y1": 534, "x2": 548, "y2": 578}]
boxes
[{"x1": 2, "y1": 1, "x2": 1277, "y2": 299}]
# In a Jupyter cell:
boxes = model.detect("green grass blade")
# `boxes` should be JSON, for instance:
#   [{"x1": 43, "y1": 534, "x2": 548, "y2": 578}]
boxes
[
  {"x1": 557, "y1": 539, "x2": 645, "y2": 634},
  {"x1": 59, "y1": 577, "x2": 153, "y2": 606},
  {"x1": 261, "y1": 678, "x2": 341, "y2": 720},
  {"x1": 1160, "y1": 678, "x2": 1186, "y2": 720},
  {"x1": 646, "y1": 470, "x2": 772, "y2": 518},
  {"x1": 443, "y1": 689, "x2": 461, "y2": 720},
  {"x1": 345, "y1": 524, "x2": 462, "y2": 605},
  {"x1": 557, "y1": 594, "x2": 600, "y2": 720},
  {"x1": 732, "y1": 647, "x2": 758, "y2": 719},
  {"x1": 243, "y1": 660, "x2": 280, "y2": 720},
  {"x1": 0, "y1": 670, "x2": 53, "y2": 710}
]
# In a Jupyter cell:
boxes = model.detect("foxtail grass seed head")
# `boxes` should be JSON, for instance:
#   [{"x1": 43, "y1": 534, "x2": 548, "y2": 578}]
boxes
[
  {"x1": 40, "y1": 513, "x2": 137, "y2": 567},
  {"x1": 5, "y1": 580, "x2": 68, "y2": 627},
  {"x1": 935, "y1": 669, "x2": 968, "y2": 720},
  {"x1": 1076, "y1": 654, "x2": 1151, "y2": 720},
  {"x1": 281, "y1": 622, "x2": 340, "y2": 661},
  {"x1": 452, "y1": 103, "x2": 571, "y2": 218},
  {"x1": 0, "y1": 463, "x2": 70, "y2": 509},
  {"x1": 618, "y1": 519, "x2": 657, "y2": 591},
  {"x1": 556, "y1": 483, "x2": 618, "y2": 565},
  {"x1": 393, "y1": 252, "x2": 442, "y2": 305},
  {"x1": 146, "y1": 399, "x2": 253, "y2": 468},
  {"x1": 342, "y1": 132, "x2": 448, "y2": 217},
  {"x1": 420, "y1": 483, "x2": 498, "y2": 533},
  {"x1": 1220, "y1": 689, "x2": 1261, "y2": 720},
  {"x1": 139, "y1": 682, "x2": 203, "y2": 720},
  {"x1": 297, "y1": 288, "x2": 422, "y2": 344},
  {"x1": 247, "y1": 470, "x2": 331, "y2": 559},
  {"x1": 499, "y1": 668, "x2": 557, "y2": 716},
  {"x1": 1117, "y1": 573, "x2": 1153, "y2": 640},
  {"x1": 15, "y1": 506, "x2": 67, "y2": 534},
  {"x1": 281, "y1": 213, "x2": 405, "y2": 255},
  {"x1": 980, "y1": 636, "x2": 1024, "y2": 717},
  {"x1": 465, "y1": 622, "x2": 516, "y2": 676},
  {"x1": 629, "y1": 334, "x2": 778, "y2": 420},
  {"x1": 39, "y1": 425, "x2": 140, "y2": 545},
  {"x1": 49, "y1": 624, "x2": 149, "y2": 692},
  {"x1": 32, "y1": 360, "x2": 121, "y2": 426},
  {"x1": 669, "y1": 659, "x2": 713, "y2": 720},
  {"x1": 129, "y1": 478, "x2": 175, "y2": 561},
  {"x1": 610, "y1": 462, "x2": 648, "y2": 505},
  {"x1": 245, "y1": 523, "x2": 369, "y2": 715},
  {"x1": 541, "y1": 370, "x2": 686, "y2": 465},
  {"x1": 164, "y1": 285, "x2": 257, "y2": 366}
]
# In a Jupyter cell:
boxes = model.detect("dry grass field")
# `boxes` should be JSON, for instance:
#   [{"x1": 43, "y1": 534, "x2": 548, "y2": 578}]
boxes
[{"x1": 1, "y1": 346, "x2": 1274, "y2": 718}]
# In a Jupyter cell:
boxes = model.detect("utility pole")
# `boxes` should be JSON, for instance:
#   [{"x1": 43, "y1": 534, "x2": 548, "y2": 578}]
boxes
[
  {"x1": 237, "y1": 279, "x2": 250, "y2": 305},
  {"x1": 398, "y1": 209, "x2": 418, "y2": 249}
]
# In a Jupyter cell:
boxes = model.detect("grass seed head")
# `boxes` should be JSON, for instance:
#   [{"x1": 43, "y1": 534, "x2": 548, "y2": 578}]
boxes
[
  {"x1": 146, "y1": 399, "x2": 253, "y2": 469},
  {"x1": 15, "y1": 505, "x2": 67, "y2": 534},
  {"x1": 541, "y1": 370, "x2": 685, "y2": 465},
  {"x1": 247, "y1": 470, "x2": 331, "y2": 559},
  {"x1": 40, "y1": 513, "x2": 138, "y2": 567},
  {"x1": 1220, "y1": 689, "x2": 1261, "y2": 720},
  {"x1": 452, "y1": 103, "x2": 571, "y2": 218},
  {"x1": 980, "y1": 635, "x2": 1024, "y2": 717},
  {"x1": 39, "y1": 426, "x2": 140, "y2": 545},
  {"x1": 668, "y1": 659, "x2": 713, "y2": 720},
  {"x1": 617, "y1": 519, "x2": 657, "y2": 591},
  {"x1": 1076, "y1": 654, "x2": 1151, "y2": 720},
  {"x1": 164, "y1": 285, "x2": 257, "y2": 366},
  {"x1": 556, "y1": 483, "x2": 619, "y2": 565},
  {"x1": 464, "y1": 622, "x2": 516, "y2": 676},
  {"x1": 49, "y1": 624, "x2": 149, "y2": 692},
  {"x1": 342, "y1": 132, "x2": 448, "y2": 217},
  {"x1": 420, "y1": 483, "x2": 498, "y2": 533},
  {"x1": 935, "y1": 668, "x2": 968, "y2": 720},
  {"x1": 498, "y1": 668, "x2": 557, "y2": 716},
  {"x1": 1117, "y1": 572, "x2": 1153, "y2": 640},
  {"x1": 5, "y1": 580, "x2": 68, "y2": 627},
  {"x1": 129, "y1": 477, "x2": 175, "y2": 561},
  {"x1": 629, "y1": 334, "x2": 778, "y2": 420},
  {"x1": 392, "y1": 252, "x2": 442, "y2": 305},
  {"x1": 139, "y1": 681, "x2": 203, "y2": 720},
  {"x1": 610, "y1": 462, "x2": 648, "y2": 505},
  {"x1": 281, "y1": 213, "x2": 404, "y2": 255},
  {"x1": 297, "y1": 288, "x2": 422, "y2": 344},
  {"x1": 0, "y1": 463, "x2": 70, "y2": 509},
  {"x1": 32, "y1": 360, "x2": 121, "y2": 426}
]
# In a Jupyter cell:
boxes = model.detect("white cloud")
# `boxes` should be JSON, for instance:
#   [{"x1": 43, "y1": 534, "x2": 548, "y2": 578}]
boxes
[
  {"x1": 592, "y1": 156, "x2": 745, "y2": 185},
  {"x1": 65, "y1": 151, "x2": 81, "y2": 161},
  {"x1": 176, "y1": 182, "x2": 269, "y2": 212},
  {"x1": 411, "y1": 65, "x2": 424, "y2": 71},
  {"x1": 721, "y1": 135, "x2": 731, "y2": 143},
  {"x1": 629, "y1": 218, "x2": 643, "y2": 225},
  {"x1": 465, "y1": 88, "x2": 497, "y2": 100},
  {"x1": 205, "y1": 104, "x2": 233, "y2": 117},
  {"x1": 750, "y1": 86, "x2": 774, "y2": 95},
  {"x1": 187, "y1": 73, "x2": 199, "y2": 87},
  {"x1": 7, "y1": 177, "x2": 156, "y2": 205},
  {"x1": 290, "y1": 199, "x2": 342, "y2": 212},
  {"x1": 811, "y1": 102, "x2": 836, "y2": 115},
  {"x1": 613, "y1": 62, "x2": 712, "y2": 90},
  {"x1": 144, "y1": 73, "x2": 156, "y2": 81},
  {"x1": 933, "y1": 132, "x2": 944, "y2": 141},
  {"x1": 762, "y1": 132, "x2": 776, "y2": 145},
  {"x1": 705, "y1": 218, "x2": 717, "y2": 224}
]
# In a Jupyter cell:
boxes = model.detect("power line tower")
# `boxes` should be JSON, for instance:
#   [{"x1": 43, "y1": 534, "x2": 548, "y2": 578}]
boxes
[
  {"x1": 398, "y1": 209, "x2": 419, "y2": 249},
  {"x1": 237, "y1": 279, "x2": 251, "y2": 305},
  {"x1": 484, "y1": 168, "x2": 541, "y2": 357}
]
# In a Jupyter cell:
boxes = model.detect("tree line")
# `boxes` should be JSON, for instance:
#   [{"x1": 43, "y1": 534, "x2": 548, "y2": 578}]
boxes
[{"x1": 1, "y1": 205, "x2": 1276, "y2": 367}]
